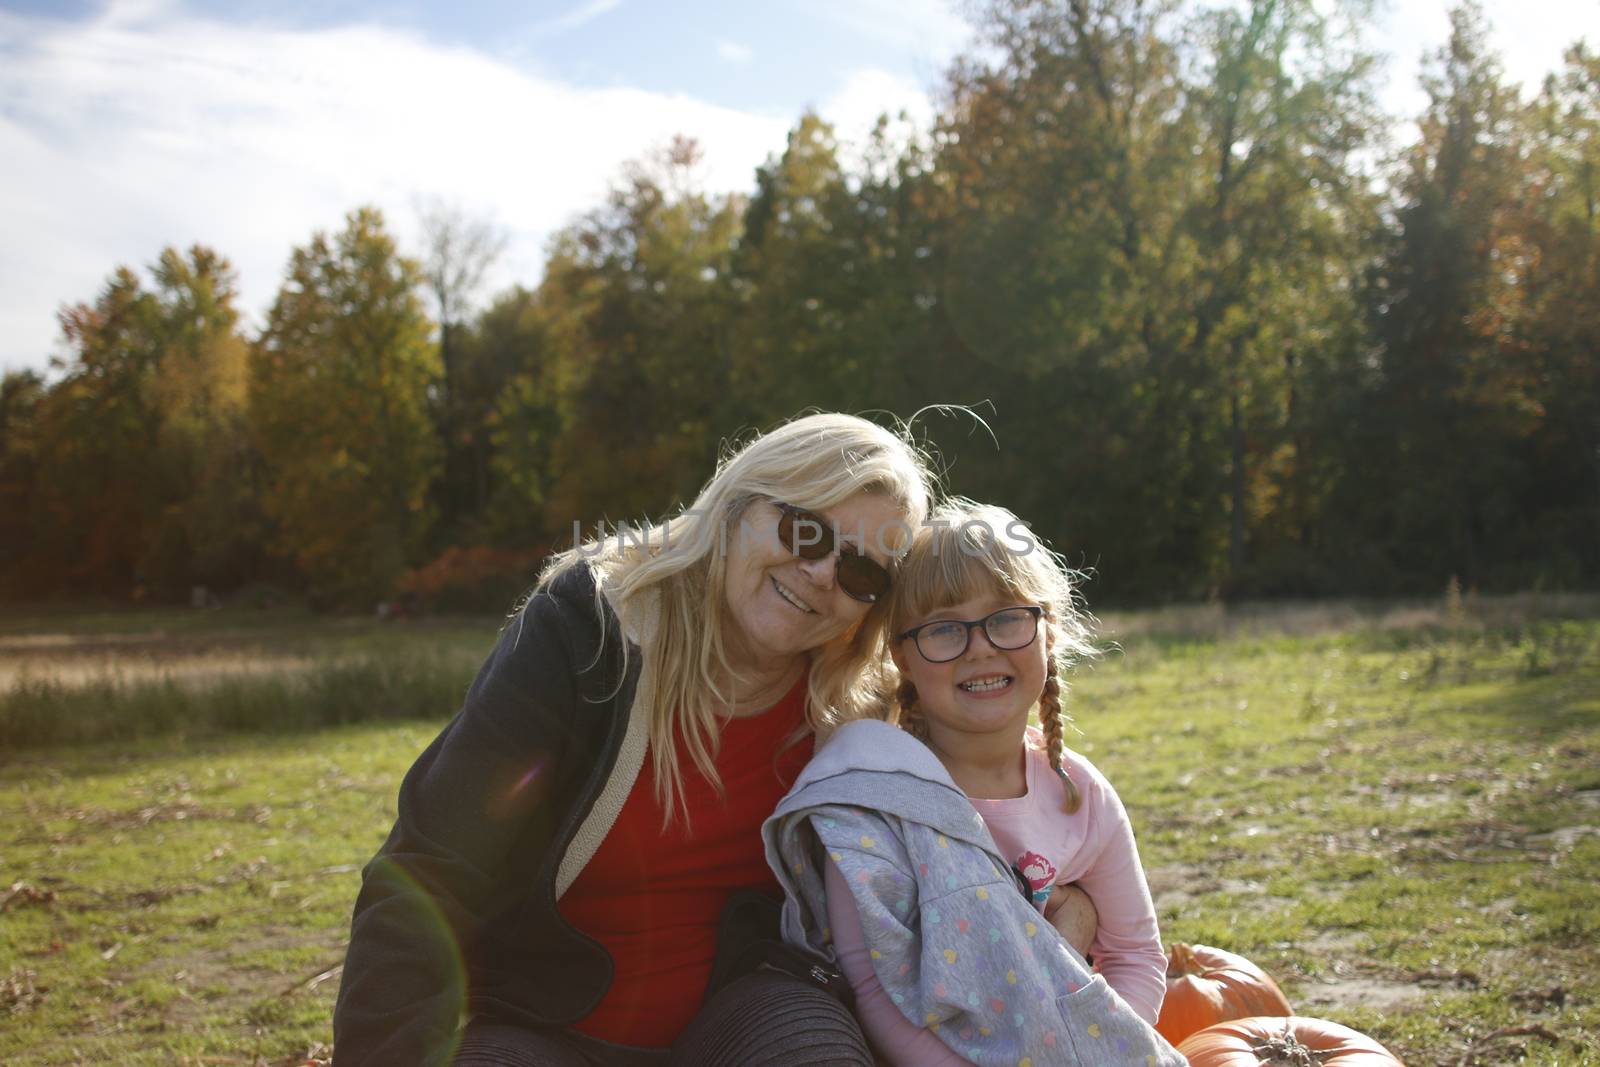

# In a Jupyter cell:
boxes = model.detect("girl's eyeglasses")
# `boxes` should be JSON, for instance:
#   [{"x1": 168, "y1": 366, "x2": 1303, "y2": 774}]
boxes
[
  {"x1": 898, "y1": 605, "x2": 1043, "y2": 663},
  {"x1": 773, "y1": 501, "x2": 893, "y2": 604}
]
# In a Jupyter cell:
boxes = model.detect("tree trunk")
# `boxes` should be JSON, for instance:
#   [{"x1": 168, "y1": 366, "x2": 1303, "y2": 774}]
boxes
[{"x1": 1229, "y1": 381, "x2": 1247, "y2": 580}]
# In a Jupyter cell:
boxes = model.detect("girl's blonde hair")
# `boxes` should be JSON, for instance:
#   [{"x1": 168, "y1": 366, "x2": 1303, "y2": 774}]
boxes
[
  {"x1": 539, "y1": 412, "x2": 933, "y2": 823},
  {"x1": 886, "y1": 499, "x2": 1097, "y2": 812}
]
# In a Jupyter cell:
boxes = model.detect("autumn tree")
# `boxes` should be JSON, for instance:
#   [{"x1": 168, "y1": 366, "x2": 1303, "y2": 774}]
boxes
[
  {"x1": 915, "y1": 0, "x2": 1380, "y2": 597},
  {"x1": 530, "y1": 137, "x2": 744, "y2": 531},
  {"x1": 8, "y1": 2, "x2": 1596, "y2": 604},
  {"x1": 140, "y1": 248, "x2": 259, "y2": 590},
  {"x1": 911, "y1": 0, "x2": 1189, "y2": 598},
  {"x1": 415, "y1": 197, "x2": 508, "y2": 535},
  {"x1": 0, "y1": 370, "x2": 45, "y2": 595},
  {"x1": 1511, "y1": 42, "x2": 1600, "y2": 582},
  {"x1": 15, "y1": 248, "x2": 254, "y2": 597},
  {"x1": 1176, "y1": 0, "x2": 1382, "y2": 590},
  {"x1": 468, "y1": 286, "x2": 561, "y2": 547},
  {"x1": 1354, "y1": 2, "x2": 1537, "y2": 588},
  {"x1": 25, "y1": 268, "x2": 161, "y2": 592},
  {"x1": 250, "y1": 207, "x2": 441, "y2": 605}
]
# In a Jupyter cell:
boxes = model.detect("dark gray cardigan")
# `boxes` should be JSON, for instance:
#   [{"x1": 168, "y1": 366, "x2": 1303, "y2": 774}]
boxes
[{"x1": 333, "y1": 565, "x2": 644, "y2": 1066}]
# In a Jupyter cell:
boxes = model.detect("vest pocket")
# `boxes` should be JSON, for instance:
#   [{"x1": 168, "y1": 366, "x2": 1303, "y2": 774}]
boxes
[{"x1": 1055, "y1": 975, "x2": 1186, "y2": 1066}]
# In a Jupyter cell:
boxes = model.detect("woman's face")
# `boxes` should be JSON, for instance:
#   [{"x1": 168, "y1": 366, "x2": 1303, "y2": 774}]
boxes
[
  {"x1": 892, "y1": 592, "x2": 1049, "y2": 745},
  {"x1": 722, "y1": 493, "x2": 906, "y2": 671}
]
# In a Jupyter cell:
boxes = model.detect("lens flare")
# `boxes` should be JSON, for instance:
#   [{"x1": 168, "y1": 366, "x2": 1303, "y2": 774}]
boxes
[
  {"x1": 361, "y1": 854, "x2": 468, "y2": 1058},
  {"x1": 486, "y1": 754, "x2": 549, "y2": 822}
]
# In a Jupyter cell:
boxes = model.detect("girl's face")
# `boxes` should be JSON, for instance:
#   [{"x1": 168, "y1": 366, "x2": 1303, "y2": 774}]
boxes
[{"x1": 892, "y1": 592, "x2": 1049, "y2": 745}]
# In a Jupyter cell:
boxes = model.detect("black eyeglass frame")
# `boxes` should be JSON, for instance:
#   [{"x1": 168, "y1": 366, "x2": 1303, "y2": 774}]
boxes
[
  {"x1": 897, "y1": 605, "x2": 1044, "y2": 663},
  {"x1": 772, "y1": 501, "x2": 894, "y2": 604}
]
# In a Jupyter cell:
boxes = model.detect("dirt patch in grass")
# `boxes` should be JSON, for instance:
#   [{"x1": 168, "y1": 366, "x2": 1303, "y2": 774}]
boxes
[
  {"x1": 1146, "y1": 862, "x2": 1300, "y2": 916},
  {"x1": 1296, "y1": 957, "x2": 1487, "y2": 1032},
  {"x1": 16, "y1": 798, "x2": 274, "y2": 844},
  {"x1": 1523, "y1": 824, "x2": 1599, "y2": 849},
  {"x1": 153, "y1": 926, "x2": 348, "y2": 1024},
  {"x1": 1290, "y1": 929, "x2": 1369, "y2": 957},
  {"x1": 1298, "y1": 974, "x2": 1430, "y2": 1012}
]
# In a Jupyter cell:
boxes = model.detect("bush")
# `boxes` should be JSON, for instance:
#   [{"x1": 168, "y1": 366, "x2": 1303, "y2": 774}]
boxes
[{"x1": 395, "y1": 544, "x2": 548, "y2": 614}]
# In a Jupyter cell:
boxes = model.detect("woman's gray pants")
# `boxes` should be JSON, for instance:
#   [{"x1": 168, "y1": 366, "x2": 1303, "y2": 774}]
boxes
[{"x1": 452, "y1": 969, "x2": 873, "y2": 1067}]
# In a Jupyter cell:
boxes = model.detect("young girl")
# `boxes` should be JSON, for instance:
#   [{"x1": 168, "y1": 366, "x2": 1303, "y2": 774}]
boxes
[{"x1": 763, "y1": 500, "x2": 1176, "y2": 1066}]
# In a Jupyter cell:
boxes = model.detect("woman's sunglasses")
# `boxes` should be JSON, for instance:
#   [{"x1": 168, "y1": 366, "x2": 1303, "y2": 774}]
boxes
[{"x1": 773, "y1": 502, "x2": 893, "y2": 604}]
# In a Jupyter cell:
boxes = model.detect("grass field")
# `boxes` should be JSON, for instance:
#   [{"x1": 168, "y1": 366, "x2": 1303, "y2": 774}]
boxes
[{"x1": 2, "y1": 595, "x2": 1597, "y2": 1065}]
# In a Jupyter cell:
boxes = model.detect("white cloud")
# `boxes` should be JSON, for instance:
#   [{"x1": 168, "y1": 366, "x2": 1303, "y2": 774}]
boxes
[
  {"x1": 0, "y1": 1, "x2": 788, "y2": 374},
  {"x1": 808, "y1": 0, "x2": 973, "y2": 64},
  {"x1": 1369, "y1": 0, "x2": 1597, "y2": 133},
  {"x1": 538, "y1": 0, "x2": 624, "y2": 35},
  {"x1": 816, "y1": 67, "x2": 938, "y2": 168},
  {"x1": 716, "y1": 39, "x2": 754, "y2": 65}
]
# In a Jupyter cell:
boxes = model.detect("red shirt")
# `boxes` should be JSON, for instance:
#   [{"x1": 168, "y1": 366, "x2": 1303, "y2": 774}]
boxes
[{"x1": 558, "y1": 678, "x2": 813, "y2": 1047}]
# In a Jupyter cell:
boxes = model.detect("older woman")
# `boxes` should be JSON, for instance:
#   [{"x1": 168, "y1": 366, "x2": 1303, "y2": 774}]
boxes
[{"x1": 332, "y1": 413, "x2": 933, "y2": 1066}]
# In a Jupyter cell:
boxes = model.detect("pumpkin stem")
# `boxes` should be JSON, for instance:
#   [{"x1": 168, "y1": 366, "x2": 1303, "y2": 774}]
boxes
[
  {"x1": 1167, "y1": 942, "x2": 1200, "y2": 979},
  {"x1": 1248, "y1": 1021, "x2": 1331, "y2": 1067}
]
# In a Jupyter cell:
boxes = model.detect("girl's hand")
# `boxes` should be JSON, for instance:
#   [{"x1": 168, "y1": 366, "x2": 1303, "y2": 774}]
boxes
[{"x1": 1044, "y1": 882, "x2": 1098, "y2": 958}]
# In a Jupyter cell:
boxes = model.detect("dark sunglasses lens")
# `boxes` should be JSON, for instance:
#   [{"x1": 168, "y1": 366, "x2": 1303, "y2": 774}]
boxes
[
  {"x1": 837, "y1": 553, "x2": 891, "y2": 603},
  {"x1": 777, "y1": 507, "x2": 832, "y2": 560}
]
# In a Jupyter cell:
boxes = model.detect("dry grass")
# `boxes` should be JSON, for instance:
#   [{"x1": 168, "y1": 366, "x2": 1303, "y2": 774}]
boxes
[
  {"x1": 1096, "y1": 590, "x2": 1600, "y2": 643},
  {"x1": 0, "y1": 650, "x2": 331, "y2": 691},
  {"x1": 0, "y1": 613, "x2": 497, "y2": 748}
]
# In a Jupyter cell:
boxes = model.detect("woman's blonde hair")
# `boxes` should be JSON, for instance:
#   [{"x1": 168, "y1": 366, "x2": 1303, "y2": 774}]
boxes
[
  {"x1": 539, "y1": 412, "x2": 934, "y2": 823},
  {"x1": 886, "y1": 499, "x2": 1098, "y2": 812}
]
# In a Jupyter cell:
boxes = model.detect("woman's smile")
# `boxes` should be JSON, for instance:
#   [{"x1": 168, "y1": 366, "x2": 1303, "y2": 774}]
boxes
[{"x1": 771, "y1": 575, "x2": 817, "y2": 614}]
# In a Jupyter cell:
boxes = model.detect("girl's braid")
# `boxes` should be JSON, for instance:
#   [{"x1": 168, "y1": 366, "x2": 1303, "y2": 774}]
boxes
[
  {"x1": 1039, "y1": 670, "x2": 1082, "y2": 813},
  {"x1": 896, "y1": 678, "x2": 929, "y2": 743}
]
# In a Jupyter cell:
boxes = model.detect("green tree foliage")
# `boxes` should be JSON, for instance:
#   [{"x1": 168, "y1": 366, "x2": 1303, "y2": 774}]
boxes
[
  {"x1": 854, "y1": 0, "x2": 1201, "y2": 593},
  {"x1": 1523, "y1": 46, "x2": 1600, "y2": 578},
  {"x1": 0, "y1": 370, "x2": 46, "y2": 595},
  {"x1": 1179, "y1": 0, "x2": 1383, "y2": 592},
  {"x1": 732, "y1": 114, "x2": 859, "y2": 418},
  {"x1": 1356, "y1": 2, "x2": 1541, "y2": 589},
  {"x1": 902, "y1": 0, "x2": 1382, "y2": 597},
  {"x1": 415, "y1": 198, "x2": 508, "y2": 542},
  {"x1": 141, "y1": 248, "x2": 261, "y2": 591},
  {"x1": 730, "y1": 113, "x2": 941, "y2": 422},
  {"x1": 470, "y1": 285, "x2": 559, "y2": 547},
  {"x1": 29, "y1": 268, "x2": 162, "y2": 592},
  {"x1": 531, "y1": 137, "x2": 744, "y2": 531},
  {"x1": 249, "y1": 207, "x2": 441, "y2": 606}
]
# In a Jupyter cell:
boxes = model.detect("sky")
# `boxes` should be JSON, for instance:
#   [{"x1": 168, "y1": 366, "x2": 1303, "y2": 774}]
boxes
[{"x1": 2, "y1": 0, "x2": 1596, "y2": 377}]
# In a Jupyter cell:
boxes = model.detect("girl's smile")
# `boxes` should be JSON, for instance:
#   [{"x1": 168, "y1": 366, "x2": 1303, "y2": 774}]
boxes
[{"x1": 957, "y1": 673, "x2": 1015, "y2": 695}]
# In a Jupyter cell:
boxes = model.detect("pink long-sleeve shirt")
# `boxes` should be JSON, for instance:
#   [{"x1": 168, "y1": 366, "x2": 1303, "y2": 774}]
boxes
[{"x1": 826, "y1": 735, "x2": 1165, "y2": 1066}]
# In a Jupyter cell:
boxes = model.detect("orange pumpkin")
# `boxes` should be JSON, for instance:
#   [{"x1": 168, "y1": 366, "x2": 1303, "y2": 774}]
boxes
[
  {"x1": 1155, "y1": 943, "x2": 1293, "y2": 1045},
  {"x1": 1177, "y1": 1015, "x2": 1406, "y2": 1065}
]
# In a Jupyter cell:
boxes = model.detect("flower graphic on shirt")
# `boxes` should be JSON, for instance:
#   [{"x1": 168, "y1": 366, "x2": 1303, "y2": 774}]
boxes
[{"x1": 1016, "y1": 850, "x2": 1057, "y2": 906}]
